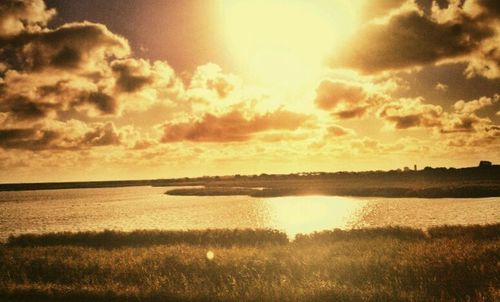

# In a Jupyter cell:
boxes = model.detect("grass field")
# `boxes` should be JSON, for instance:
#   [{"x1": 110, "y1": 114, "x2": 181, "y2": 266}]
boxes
[{"x1": 0, "y1": 225, "x2": 499, "y2": 301}]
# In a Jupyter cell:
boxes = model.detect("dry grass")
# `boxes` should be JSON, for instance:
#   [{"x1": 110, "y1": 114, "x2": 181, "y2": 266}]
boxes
[
  {"x1": 6, "y1": 229, "x2": 288, "y2": 248},
  {"x1": 0, "y1": 225, "x2": 499, "y2": 301}
]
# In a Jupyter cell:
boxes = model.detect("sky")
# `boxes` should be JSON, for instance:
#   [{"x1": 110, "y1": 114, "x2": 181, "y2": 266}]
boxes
[{"x1": 0, "y1": 0, "x2": 499, "y2": 182}]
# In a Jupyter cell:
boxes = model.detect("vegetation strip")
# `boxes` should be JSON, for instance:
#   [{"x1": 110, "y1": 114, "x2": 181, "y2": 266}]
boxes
[
  {"x1": 0, "y1": 225, "x2": 499, "y2": 301},
  {"x1": 5, "y1": 224, "x2": 500, "y2": 248}
]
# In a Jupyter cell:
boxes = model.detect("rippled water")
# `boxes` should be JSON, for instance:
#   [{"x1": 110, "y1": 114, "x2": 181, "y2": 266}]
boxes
[{"x1": 0, "y1": 186, "x2": 498, "y2": 240}]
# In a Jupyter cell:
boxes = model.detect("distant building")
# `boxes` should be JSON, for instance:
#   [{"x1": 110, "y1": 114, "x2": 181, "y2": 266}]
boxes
[{"x1": 479, "y1": 161, "x2": 492, "y2": 168}]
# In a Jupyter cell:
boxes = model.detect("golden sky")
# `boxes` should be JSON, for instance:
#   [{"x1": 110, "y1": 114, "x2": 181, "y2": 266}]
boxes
[{"x1": 0, "y1": 0, "x2": 499, "y2": 182}]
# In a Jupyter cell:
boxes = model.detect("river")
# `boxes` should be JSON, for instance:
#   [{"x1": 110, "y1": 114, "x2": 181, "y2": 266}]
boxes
[{"x1": 0, "y1": 186, "x2": 498, "y2": 240}]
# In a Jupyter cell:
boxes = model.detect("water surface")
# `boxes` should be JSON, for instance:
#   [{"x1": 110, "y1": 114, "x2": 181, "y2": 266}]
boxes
[{"x1": 0, "y1": 186, "x2": 498, "y2": 240}]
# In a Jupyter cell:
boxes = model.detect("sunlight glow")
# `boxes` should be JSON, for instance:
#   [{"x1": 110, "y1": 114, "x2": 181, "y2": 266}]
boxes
[
  {"x1": 219, "y1": 0, "x2": 360, "y2": 90},
  {"x1": 264, "y1": 196, "x2": 368, "y2": 239}
]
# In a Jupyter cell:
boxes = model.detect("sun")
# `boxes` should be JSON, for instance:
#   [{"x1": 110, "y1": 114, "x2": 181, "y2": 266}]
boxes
[{"x1": 218, "y1": 0, "x2": 360, "y2": 90}]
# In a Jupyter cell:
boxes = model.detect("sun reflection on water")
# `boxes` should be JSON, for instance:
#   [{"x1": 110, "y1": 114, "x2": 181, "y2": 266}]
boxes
[{"x1": 263, "y1": 196, "x2": 368, "y2": 239}]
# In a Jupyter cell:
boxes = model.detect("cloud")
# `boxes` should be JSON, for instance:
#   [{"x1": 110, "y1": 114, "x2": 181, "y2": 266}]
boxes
[
  {"x1": 441, "y1": 113, "x2": 491, "y2": 133},
  {"x1": 453, "y1": 95, "x2": 498, "y2": 114},
  {"x1": 378, "y1": 94, "x2": 499, "y2": 136},
  {"x1": 331, "y1": 1, "x2": 499, "y2": 77},
  {"x1": 442, "y1": 95, "x2": 499, "y2": 133},
  {"x1": 350, "y1": 137, "x2": 381, "y2": 153},
  {"x1": 334, "y1": 107, "x2": 369, "y2": 119},
  {"x1": 1, "y1": 20, "x2": 180, "y2": 121},
  {"x1": 1, "y1": 22, "x2": 130, "y2": 72},
  {"x1": 315, "y1": 80, "x2": 365, "y2": 110},
  {"x1": 108, "y1": 58, "x2": 181, "y2": 111},
  {"x1": 1, "y1": 0, "x2": 497, "y2": 180},
  {"x1": 78, "y1": 91, "x2": 117, "y2": 115},
  {"x1": 79, "y1": 122, "x2": 121, "y2": 147},
  {"x1": 186, "y1": 63, "x2": 240, "y2": 103},
  {"x1": 463, "y1": 29, "x2": 500, "y2": 79},
  {"x1": 161, "y1": 110, "x2": 309, "y2": 142},
  {"x1": 0, "y1": 94, "x2": 57, "y2": 121},
  {"x1": 327, "y1": 125, "x2": 355, "y2": 137},
  {"x1": 463, "y1": 0, "x2": 500, "y2": 19},
  {"x1": 111, "y1": 59, "x2": 154, "y2": 93},
  {"x1": 0, "y1": 127, "x2": 59, "y2": 150},
  {"x1": 378, "y1": 97, "x2": 443, "y2": 129},
  {"x1": 435, "y1": 82, "x2": 449, "y2": 91},
  {"x1": 257, "y1": 131, "x2": 312, "y2": 143},
  {"x1": 0, "y1": 0, "x2": 55, "y2": 37},
  {"x1": 361, "y1": 0, "x2": 409, "y2": 21},
  {"x1": 314, "y1": 79, "x2": 382, "y2": 119},
  {"x1": 0, "y1": 121, "x2": 122, "y2": 150},
  {"x1": 0, "y1": 71, "x2": 119, "y2": 121}
]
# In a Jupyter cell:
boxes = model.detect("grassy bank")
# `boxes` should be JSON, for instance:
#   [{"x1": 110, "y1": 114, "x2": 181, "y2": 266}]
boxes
[
  {"x1": 165, "y1": 184, "x2": 500, "y2": 198},
  {"x1": 1, "y1": 225, "x2": 499, "y2": 301}
]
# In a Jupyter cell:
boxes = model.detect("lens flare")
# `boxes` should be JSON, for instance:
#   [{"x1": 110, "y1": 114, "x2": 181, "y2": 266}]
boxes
[{"x1": 206, "y1": 250, "x2": 215, "y2": 260}]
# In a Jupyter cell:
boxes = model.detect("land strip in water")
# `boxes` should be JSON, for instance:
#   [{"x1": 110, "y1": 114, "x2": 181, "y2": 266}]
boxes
[{"x1": 163, "y1": 165, "x2": 500, "y2": 198}]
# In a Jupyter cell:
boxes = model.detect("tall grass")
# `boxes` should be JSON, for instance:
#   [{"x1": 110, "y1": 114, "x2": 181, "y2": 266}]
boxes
[
  {"x1": 427, "y1": 224, "x2": 500, "y2": 240},
  {"x1": 0, "y1": 225, "x2": 498, "y2": 301},
  {"x1": 6, "y1": 229, "x2": 289, "y2": 248},
  {"x1": 294, "y1": 224, "x2": 500, "y2": 243},
  {"x1": 294, "y1": 226, "x2": 427, "y2": 243}
]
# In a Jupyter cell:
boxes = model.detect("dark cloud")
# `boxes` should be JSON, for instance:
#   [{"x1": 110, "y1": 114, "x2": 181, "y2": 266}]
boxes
[
  {"x1": 0, "y1": 94, "x2": 57, "y2": 120},
  {"x1": 441, "y1": 95, "x2": 499, "y2": 133},
  {"x1": 332, "y1": 8, "x2": 495, "y2": 74},
  {"x1": 0, "y1": 2, "x2": 180, "y2": 147},
  {"x1": 386, "y1": 114, "x2": 422, "y2": 129},
  {"x1": 315, "y1": 80, "x2": 374, "y2": 119},
  {"x1": 472, "y1": 0, "x2": 500, "y2": 18},
  {"x1": 78, "y1": 91, "x2": 117, "y2": 115},
  {"x1": 315, "y1": 80, "x2": 365, "y2": 110},
  {"x1": 80, "y1": 122, "x2": 121, "y2": 146},
  {"x1": 1, "y1": 78, "x2": 118, "y2": 120},
  {"x1": 49, "y1": 45, "x2": 81, "y2": 69},
  {"x1": 0, "y1": 122, "x2": 121, "y2": 150},
  {"x1": 0, "y1": 0, "x2": 55, "y2": 37},
  {"x1": 37, "y1": 79, "x2": 69, "y2": 96},
  {"x1": 161, "y1": 110, "x2": 308, "y2": 143},
  {"x1": 378, "y1": 94, "x2": 498, "y2": 133},
  {"x1": 378, "y1": 98, "x2": 443, "y2": 129},
  {"x1": 334, "y1": 107, "x2": 368, "y2": 119},
  {"x1": 111, "y1": 59, "x2": 154, "y2": 93},
  {"x1": 0, "y1": 127, "x2": 60, "y2": 150},
  {"x1": 1, "y1": 22, "x2": 129, "y2": 72},
  {"x1": 443, "y1": 115, "x2": 482, "y2": 132}
]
